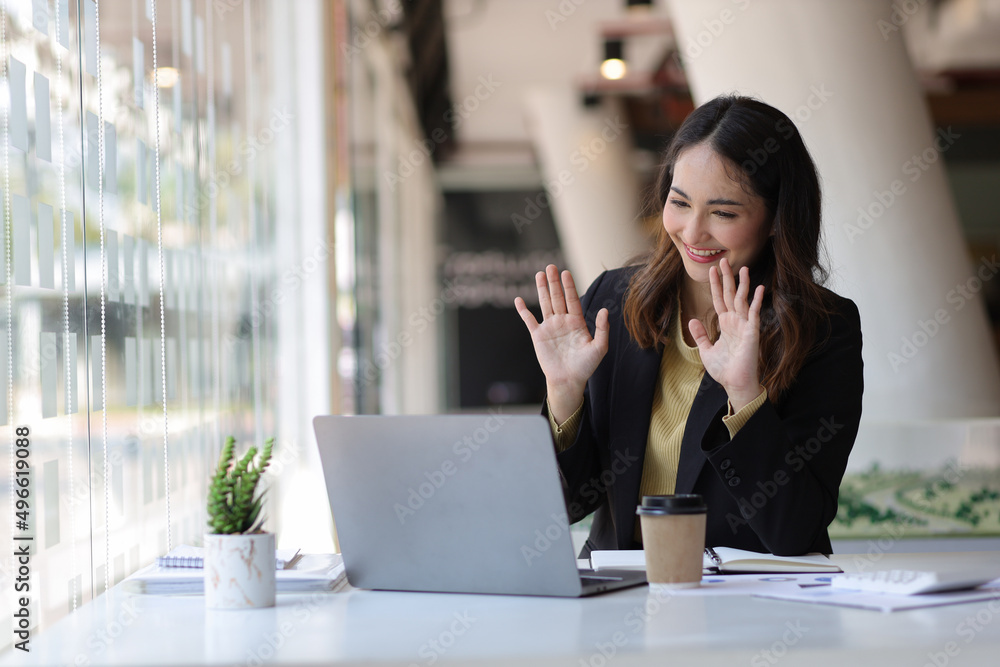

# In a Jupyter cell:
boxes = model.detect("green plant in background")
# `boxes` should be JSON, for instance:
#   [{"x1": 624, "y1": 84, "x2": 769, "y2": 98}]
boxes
[{"x1": 207, "y1": 436, "x2": 274, "y2": 534}]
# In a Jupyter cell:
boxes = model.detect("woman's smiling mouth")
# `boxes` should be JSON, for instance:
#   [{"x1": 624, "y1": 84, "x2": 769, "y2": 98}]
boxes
[{"x1": 683, "y1": 243, "x2": 726, "y2": 263}]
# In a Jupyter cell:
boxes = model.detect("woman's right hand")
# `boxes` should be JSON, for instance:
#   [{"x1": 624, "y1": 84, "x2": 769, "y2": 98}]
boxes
[{"x1": 514, "y1": 265, "x2": 609, "y2": 423}]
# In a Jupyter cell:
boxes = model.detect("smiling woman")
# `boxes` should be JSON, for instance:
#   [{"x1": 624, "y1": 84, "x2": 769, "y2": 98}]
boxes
[{"x1": 515, "y1": 94, "x2": 864, "y2": 557}]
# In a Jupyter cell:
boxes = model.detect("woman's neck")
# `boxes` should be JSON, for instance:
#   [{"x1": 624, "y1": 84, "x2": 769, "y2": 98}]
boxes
[{"x1": 679, "y1": 279, "x2": 714, "y2": 347}]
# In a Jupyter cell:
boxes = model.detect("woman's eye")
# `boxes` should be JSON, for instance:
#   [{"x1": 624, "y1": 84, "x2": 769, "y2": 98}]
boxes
[
  {"x1": 714, "y1": 210, "x2": 736, "y2": 219},
  {"x1": 669, "y1": 199, "x2": 688, "y2": 208}
]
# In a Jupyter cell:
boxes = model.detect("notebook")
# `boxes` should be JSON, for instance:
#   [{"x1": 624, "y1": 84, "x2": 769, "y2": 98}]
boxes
[
  {"x1": 590, "y1": 547, "x2": 842, "y2": 574},
  {"x1": 312, "y1": 414, "x2": 647, "y2": 597}
]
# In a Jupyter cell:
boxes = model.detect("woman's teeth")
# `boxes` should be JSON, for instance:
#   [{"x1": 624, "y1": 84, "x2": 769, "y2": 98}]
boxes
[{"x1": 688, "y1": 247, "x2": 723, "y2": 257}]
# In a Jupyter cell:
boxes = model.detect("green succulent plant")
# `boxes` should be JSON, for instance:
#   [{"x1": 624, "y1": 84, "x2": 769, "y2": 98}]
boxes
[{"x1": 207, "y1": 436, "x2": 274, "y2": 534}]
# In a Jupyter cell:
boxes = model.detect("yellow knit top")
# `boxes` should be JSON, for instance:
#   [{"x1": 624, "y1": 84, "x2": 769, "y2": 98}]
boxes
[{"x1": 548, "y1": 310, "x2": 767, "y2": 544}]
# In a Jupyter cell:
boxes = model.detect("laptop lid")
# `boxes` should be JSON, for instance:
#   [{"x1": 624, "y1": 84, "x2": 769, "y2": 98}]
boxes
[{"x1": 313, "y1": 413, "x2": 589, "y2": 596}]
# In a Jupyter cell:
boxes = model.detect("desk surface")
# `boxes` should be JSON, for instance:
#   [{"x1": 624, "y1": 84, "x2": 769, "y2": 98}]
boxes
[{"x1": 5, "y1": 552, "x2": 1000, "y2": 666}]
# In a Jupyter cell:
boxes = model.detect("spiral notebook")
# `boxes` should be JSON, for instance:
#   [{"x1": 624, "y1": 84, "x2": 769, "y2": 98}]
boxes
[{"x1": 155, "y1": 544, "x2": 302, "y2": 570}]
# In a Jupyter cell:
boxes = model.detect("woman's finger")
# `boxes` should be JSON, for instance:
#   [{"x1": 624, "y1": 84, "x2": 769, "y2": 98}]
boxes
[
  {"x1": 734, "y1": 266, "x2": 751, "y2": 317},
  {"x1": 514, "y1": 296, "x2": 539, "y2": 333},
  {"x1": 709, "y1": 266, "x2": 727, "y2": 316},
  {"x1": 720, "y1": 257, "x2": 737, "y2": 312},
  {"x1": 563, "y1": 270, "x2": 584, "y2": 316},
  {"x1": 592, "y1": 307, "x2": 610, "y2": 354},
  {"x1": 688, "y1": 318, "x2": 712, "y2": 355},
  {"x1": 546, "y1": 264, "x2": 568, "y2": 315},
  {"x1": 748, "y1": 284, "x2": 765, "y2": 329},
  {"x1": 536, "y1": 270, "x2": 553, "y2": 319}
]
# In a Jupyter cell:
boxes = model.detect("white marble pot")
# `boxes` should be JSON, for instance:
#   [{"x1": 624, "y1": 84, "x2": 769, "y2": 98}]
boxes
[{"x1": 204, "y1": 532, "x2": 276, "y2": 609}]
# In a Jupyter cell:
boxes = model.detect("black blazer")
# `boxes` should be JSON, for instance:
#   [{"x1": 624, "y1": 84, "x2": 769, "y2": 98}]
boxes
[{"x1": 553, "y1": 267, "x2": 864, "y2": 557}]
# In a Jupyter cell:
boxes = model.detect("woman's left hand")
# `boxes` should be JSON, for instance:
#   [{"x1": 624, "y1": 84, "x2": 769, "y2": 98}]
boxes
[{"x1": 688, "y1": 258, "x2": 765, "y2": 411}]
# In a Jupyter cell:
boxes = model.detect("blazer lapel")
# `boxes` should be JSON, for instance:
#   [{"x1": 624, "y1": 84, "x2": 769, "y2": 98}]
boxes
[
  {"x1": 609, "y1": 339, "x2": 660, "y2": 548},
  {"x1": 674, "y1": 372, "x2": 728, "y2": 495}
]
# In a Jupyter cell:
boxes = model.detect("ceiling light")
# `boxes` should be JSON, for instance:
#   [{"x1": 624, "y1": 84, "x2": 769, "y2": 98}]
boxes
[
  {"x1": 601, "y1": 39, "x2": 627, "y2": 80},
  {"x1": 154, "y1": 67, "x2": 180, "y2": 88}
]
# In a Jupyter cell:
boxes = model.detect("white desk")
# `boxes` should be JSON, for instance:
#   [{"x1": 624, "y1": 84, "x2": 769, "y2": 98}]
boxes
[{"x1": 5, "y1": 552, "x2": 1000, "y2": 666}]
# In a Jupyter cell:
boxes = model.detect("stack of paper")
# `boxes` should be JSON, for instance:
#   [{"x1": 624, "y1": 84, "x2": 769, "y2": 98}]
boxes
[
  {"x1": 155, "y1": 544, "x2": 302, "y2": 569},
  {"x1": 123, "y1": 553, "x2": 348, "y2": 595},
  {"x1": 753, "y1": 582, "x2": 1000, "y2": 612}
]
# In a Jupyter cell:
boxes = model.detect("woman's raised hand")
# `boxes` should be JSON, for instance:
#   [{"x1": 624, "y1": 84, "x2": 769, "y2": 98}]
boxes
[
  {"x1": 514, "y1": 265, "x2": 609, "y2": 423},
  {"x1": 687, "y1": 258, "x2": 765, "y2": 412}
]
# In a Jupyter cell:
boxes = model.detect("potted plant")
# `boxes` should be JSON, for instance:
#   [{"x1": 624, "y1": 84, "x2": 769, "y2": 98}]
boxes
[{"x1": 204, "y1": 435, "x2": 275, "y2": 609}]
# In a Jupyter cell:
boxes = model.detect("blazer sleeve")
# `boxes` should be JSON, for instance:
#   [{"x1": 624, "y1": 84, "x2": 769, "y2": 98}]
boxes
[
  {"x1": 540, "y1": 270, "x2": 611, "y2": 524},
  {"x1": 699, "y1": 297, "x2": 864, "y2": 555}
]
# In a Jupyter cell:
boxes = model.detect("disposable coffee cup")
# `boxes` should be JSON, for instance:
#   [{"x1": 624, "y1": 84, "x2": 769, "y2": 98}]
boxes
[{"x1": 636, "y1": 494, "x2": 707, "y2": 588}]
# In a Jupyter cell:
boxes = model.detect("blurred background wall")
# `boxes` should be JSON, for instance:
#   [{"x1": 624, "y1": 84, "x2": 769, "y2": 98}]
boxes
[{"x1": 5, "y1": 0, "x2": 1000, "y2": 645}]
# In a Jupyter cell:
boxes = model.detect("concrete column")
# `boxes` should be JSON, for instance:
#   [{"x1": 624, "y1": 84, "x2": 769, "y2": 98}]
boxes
[
  {"x1": 523, "y1": 88, "x2": 648, "y2": 288},
  {"x1": 370, "y1": 33, "x2": 443, "y2": 415},
  {"x1": 665, "y1": 0, "x2": 1000, "y2": 420}
]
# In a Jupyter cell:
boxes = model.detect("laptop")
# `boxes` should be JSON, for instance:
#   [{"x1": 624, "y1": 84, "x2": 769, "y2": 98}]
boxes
[{"x1": 312, "y1": 413, "x2": 646, "y2": 597}]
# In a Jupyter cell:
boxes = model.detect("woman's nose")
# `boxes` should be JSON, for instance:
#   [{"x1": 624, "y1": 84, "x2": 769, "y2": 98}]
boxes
[{"x1": 682, "y1": 212, "x2": 709, "y2": 243}]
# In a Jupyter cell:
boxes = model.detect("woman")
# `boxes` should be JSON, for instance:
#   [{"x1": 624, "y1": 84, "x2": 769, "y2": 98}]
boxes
[{"x1": 514, "y1": 95, "x2": 863, "y2": 557}]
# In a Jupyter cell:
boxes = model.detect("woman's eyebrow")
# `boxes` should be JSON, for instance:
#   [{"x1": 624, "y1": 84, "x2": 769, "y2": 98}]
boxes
[{"x1": 670, "y1": 186, "x2": 744, "y2": 207}]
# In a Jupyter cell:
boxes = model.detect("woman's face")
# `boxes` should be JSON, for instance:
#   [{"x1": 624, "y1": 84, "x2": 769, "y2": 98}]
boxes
[{"x1": 662, "y1": 143, "x2": 772, "y2": 288}]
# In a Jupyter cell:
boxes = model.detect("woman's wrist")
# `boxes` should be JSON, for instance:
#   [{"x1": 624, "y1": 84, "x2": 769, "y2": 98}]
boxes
[
  {"x1": 726, "y1": 384, "x2": 765, "y2": 413},
  {"x1": 546, "y1": 381, "x2": 585, "y2": 425}
]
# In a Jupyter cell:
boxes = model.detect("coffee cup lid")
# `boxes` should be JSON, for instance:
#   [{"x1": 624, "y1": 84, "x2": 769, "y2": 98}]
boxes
[{"x1": 635, "y1": 494, "x2": 706, "y2": 516}]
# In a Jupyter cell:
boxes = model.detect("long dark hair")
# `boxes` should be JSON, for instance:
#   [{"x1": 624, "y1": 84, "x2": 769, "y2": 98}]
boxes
[{"x1": 623, "y1": 94, "x2": 834, "y2": 400}]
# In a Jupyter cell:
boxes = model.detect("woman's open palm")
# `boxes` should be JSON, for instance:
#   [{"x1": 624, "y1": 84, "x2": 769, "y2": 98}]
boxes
[
  {"x1": 688, "y1": 259, "x2": 764, "y2": 400},
  {"x1": 514, "y1": 265, "x2": 609, "y2": 395}
]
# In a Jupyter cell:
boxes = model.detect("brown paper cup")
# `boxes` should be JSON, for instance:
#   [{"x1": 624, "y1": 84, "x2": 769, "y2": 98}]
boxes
[{"x1": 637, "y1": 495, "x2": 707, "y2": 588}]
